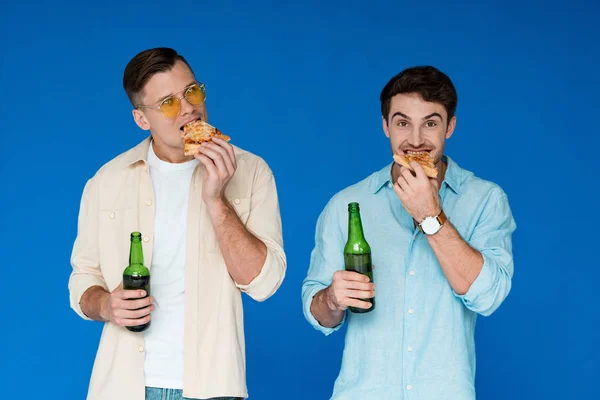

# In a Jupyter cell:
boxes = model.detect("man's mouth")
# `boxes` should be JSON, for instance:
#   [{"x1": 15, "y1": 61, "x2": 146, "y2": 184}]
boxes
[
  {"x1": 403, "y1": 149, "x2": 432, "y2": 155},
  {"x1": 179, "y1": 117, "x2": 202, "y2": 131}
]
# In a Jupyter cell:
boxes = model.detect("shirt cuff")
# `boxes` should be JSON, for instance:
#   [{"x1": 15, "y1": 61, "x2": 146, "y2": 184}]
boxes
[
  {"x1": 303, "y1": 285, "x2": 347, "y2": 336},
  {"x1": 235, "y1": 247, "x2": 285, "y2": 302},
  {"x1": 453, "y1": 252, "x2": 496, "y2": 304}
]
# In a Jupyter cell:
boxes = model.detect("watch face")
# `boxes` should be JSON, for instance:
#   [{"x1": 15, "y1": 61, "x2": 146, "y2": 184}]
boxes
[{"x1": 421, "y1": 217, "x2": 440, "y2": 234}]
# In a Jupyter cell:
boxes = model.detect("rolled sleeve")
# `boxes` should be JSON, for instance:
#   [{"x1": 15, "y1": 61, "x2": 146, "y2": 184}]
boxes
[
  {"x1": 455, "y1": 192, "x2": 516, "y2": 316},
  {"x1": 302, "y1": 282, "x2": 347, "y2": 335},
  {"x1": 302, "y1": 198, "x2": 347, "y2": 335},
  {"x1": 235, "y1": 160, "x2": 286, "y2": 302},
  {"x1": 68, "y1": 177, "x2": 107, "y2": 320},
  {"x1": 235, "y1": 244, "x2": 285, "y2": 302}
]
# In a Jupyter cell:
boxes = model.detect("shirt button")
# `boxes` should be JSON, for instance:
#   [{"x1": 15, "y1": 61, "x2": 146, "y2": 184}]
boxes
[
  {"x1": 387, "y1": 182, "x2": 393, "y2": 188},
  {"x1": 143, "y1": 236, "x2": 149, "y2": 243},
  {"x1": 408, "y1": 346, "x2": 413, "y2": 352},
  {"x1": 234, "y1": 198, "x2": 241, "y2": 205},
  {"x1": 407, "y1": 385, "x2": 413, "y2": 390},
  {"x1": 146, "y1": 200, "x2": 152, "y2": 206},
  {"x1": 138, "y1": 346, "x2": 144, "y2": 352},
  {"x1": 408, "y1": 308, "x2": 414, "y2": 314},
  {"x1": 409, "y1": 270, "x2": 415, "y2": 276},
  {"x1": 109, "y1": 213, "x2": 115, "y2": 219}
]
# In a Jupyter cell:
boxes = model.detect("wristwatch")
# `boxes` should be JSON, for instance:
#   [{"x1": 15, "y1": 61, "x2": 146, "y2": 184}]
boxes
[{"x1": 418, "y1": 210, "x2": 447, "y2": 235}]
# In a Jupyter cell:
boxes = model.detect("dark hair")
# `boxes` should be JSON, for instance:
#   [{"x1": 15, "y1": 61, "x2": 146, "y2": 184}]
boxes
[
  {"x1": 123, "y1": 47, "x2": 193, "y2": 107},
  {"x1": 380, "y1": 66, "x2": 457, "y2": 123}
]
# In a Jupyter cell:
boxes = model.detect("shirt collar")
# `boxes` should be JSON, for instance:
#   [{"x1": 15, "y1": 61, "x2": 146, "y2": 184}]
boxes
[
  {"x1": 370, "y1": 155, "x2": 467, "y2": 195},
  {"x1": 123, "y1": 136, "x2": 152, "y2": 167}
]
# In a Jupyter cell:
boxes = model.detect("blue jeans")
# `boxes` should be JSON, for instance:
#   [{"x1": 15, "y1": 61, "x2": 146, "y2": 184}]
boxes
[{"x1": 145, "y1": 386, "x2": 242, "y2": 400}]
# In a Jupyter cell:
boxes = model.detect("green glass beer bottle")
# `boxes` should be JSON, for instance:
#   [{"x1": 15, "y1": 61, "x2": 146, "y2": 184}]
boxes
[
  {"x1": 123, "y1": 231, "x2": 151, "y2": 332},
  {"x1": 344, "y1": 202, "x2": 375, "y2": 313}
]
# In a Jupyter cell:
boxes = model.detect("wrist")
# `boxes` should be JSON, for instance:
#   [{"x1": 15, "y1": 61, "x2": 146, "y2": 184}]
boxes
[
  {"x1": 98, "y1": 290, "x2": 112, "y2": 321},
  {"x1": 418, "y1": 207, "x2": 442, "y2": 224},
  {"x1": 323, "y1": 286, "x2": 341, "y2": 312},
  {"x1": 205, "y1": 196, "x2": 229, "y2": 217}
]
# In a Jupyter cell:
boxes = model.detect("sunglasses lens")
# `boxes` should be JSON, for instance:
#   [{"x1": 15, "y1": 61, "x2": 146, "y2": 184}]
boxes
[
  {"x1": 185, "y1": 84, "x2": 206, "y2": 105},
  {"x1": 160, "y1": 97, "x2": 181, "y2": 118}
]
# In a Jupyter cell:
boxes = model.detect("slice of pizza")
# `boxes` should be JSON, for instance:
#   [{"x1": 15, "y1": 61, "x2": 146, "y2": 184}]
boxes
[
  {"x1": 393, "y1": 152, "x2": 438, "y2": 178},
  {"x1": 182, "y1": 120, "x2": 231, "y2": 156}
]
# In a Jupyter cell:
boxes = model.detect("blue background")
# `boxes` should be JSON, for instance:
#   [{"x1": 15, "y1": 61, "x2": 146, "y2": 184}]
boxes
[{"x1": 1, "y1": 0, "x2": 597, "y2": 398}]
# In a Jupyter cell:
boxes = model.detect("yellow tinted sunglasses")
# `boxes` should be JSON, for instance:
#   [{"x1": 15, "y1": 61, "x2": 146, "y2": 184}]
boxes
[{"x1": 137, "y1": 82, "x2": 207, "y2": 119}]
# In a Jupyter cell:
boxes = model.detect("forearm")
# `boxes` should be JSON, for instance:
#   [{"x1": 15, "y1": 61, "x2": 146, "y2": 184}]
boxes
[
  {"x1": 80, "y1": 285, "x2": 110, "y2": 322},
  {"x1": 309, "y1": 287, "x2": 345, "y2": 328},
  {"x1": 207, "y1": 198, "x2": 267, "y2": 285},
  {"x1": 427, "y1": 221, "x2": 483, "y2": 295}
]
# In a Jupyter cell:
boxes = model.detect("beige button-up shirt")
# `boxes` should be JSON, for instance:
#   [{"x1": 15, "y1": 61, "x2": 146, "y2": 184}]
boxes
[{"x1": 68, "y1": 137, "x2": 286, "y2": 400}]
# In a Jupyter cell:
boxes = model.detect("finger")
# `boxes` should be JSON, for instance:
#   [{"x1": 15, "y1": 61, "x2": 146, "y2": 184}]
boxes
[
  {"x1": 213, "y1": 138, "x2": 237, "y2": 169},
  {"x1": 122, "y1": 296, "x2": 154, "y2": 310},
  {"x1": 396, "y1": 175, "x2": 410, "y2": 192},
  {"x1": 198, "y1": 144, "x2": 230, "y2": 176},
  {"x1": 346, "y1": 298, "x2": 373, "y2": 309},
  {"x1": 343, "y1": 280, "x2": 375, "y2": 291},
  {"x1": 393, "y1": 182, "x2": 407, "y2": 201},
  {"x1": 117, "y1": 288, "x2": 147, "y2": 300},
  {"x1": 204, "y1": 142, "x2": 235, "y2": 176},
  {"x1": 115, "y1": 304, "x2": 155, "y2": 319},
  {"x1": 338, "y1": 270, "x2": 371, "y2": 282},
  {"x1": 116, "y1": 314, "x2": 152, "y2": 327},
  {"x1": 410, "y1": 161, "x2": 428, "y2": 181},
  {"x1": 344, "y1": 289, "x2": 376, "y2": 299},
  {"x1": 194, "y1": 153, "x2": 219, "y2": 176},
  {"x1": 402, "y1": 168, "x2": 416, "y2": 185},
  {"x1": 400, "y1": 165, "x2": 416, "y2": 177}
]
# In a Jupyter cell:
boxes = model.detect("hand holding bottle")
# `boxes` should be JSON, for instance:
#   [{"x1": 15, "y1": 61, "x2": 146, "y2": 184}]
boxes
[
  {"x1": 101, "y1": 282, "x2": 154, "y2": 328},
  {"x1": 324, "y1": 271, "x2": 375, "y2": 312}
]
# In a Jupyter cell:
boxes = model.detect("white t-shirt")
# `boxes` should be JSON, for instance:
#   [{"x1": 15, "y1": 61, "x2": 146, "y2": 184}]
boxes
[{"x1": 144, "y1": 141, "x2": 198, "y2": 389}]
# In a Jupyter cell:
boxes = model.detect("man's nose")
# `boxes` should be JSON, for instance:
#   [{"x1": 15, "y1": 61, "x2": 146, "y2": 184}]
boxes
[
  {"x1": 178, "y1": 96, "x2": 194, "y2": 116},
  {"x1": 408, "y1": 128, "x2": 425, "y2": 147}
]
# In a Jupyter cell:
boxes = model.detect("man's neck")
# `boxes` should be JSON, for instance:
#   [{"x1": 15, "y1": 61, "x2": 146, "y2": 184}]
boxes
[{"x1": 151, "y1": 137, "x2": 195, "y2": 164}]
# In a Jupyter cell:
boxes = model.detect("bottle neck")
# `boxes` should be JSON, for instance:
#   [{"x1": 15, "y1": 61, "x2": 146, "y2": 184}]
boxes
[
  {"x1": 348, "y1": 211, "x2": 366, "y2": 242},
  {"x1": 129, "y1": 239, "x2": 144, "y2": 266}
]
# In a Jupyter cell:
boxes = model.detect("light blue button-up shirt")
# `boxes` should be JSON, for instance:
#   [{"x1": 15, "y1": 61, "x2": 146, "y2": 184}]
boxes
[{"x1": 302, "y1": 156, "x2": 516, "y2": 400}]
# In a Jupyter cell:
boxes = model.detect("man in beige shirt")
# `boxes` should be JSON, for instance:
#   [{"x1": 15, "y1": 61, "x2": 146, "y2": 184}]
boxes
[{"x1": 68, "y1": 47, "x2": 286, "y2": 400}]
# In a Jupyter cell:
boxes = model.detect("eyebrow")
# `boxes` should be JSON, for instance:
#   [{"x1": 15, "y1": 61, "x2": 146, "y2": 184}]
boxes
[
  {"x1": 156, "y1": 81, "x2": 197, "y2": 103},
  {"x1": 423, "y1": 112, "x2": 443, "y2": 120},
  {"x1": 391, "y1": 112, "x2": 443, "y2": 121},
  {"x1": 391, "y1": 111, "x2": 411, "y2": 120}
]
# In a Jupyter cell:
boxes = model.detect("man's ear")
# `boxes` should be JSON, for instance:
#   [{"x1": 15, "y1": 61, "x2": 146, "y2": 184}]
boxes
[
  {"x1": 132, "y1": 109, "x2": 151, "y2": 131},
  {"x1": 445, "y1": 116, "x2": 456, "y2": 139},
  {"x1": 382, "y1": 116, "x2": 390, "y2": 138}
]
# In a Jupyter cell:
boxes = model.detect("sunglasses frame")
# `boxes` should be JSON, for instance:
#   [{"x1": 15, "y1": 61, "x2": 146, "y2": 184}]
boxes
[{"x1": 136, "y1": 82, "x2": 207, "y2": 118}]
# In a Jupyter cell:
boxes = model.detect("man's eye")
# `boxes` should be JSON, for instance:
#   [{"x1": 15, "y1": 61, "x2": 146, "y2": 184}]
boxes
[
  {"x1": 425, "y1": 121, "x2": 437, "y2": 127},
  {"x1": 397, "y1": 121, "x2": 408, "y2": 127}
]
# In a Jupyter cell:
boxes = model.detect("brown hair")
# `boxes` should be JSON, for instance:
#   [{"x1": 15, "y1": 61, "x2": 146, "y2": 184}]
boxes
[
  {"x1": 123, "y1": 47, "x2": 193, "y2": 107},
  {"x1": 380, "y1": 66, "x2": 458, "y2": 124}
]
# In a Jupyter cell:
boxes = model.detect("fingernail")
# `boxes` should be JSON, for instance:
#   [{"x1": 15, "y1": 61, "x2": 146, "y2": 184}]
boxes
[{"x1": 140, "y1": 291, "x2": 146, "y2": 297}]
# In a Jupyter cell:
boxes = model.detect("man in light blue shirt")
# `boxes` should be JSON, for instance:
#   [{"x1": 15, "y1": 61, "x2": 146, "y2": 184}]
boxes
[{"x1": 302, "y1": 66, "x2": 516, "y2": 400}]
